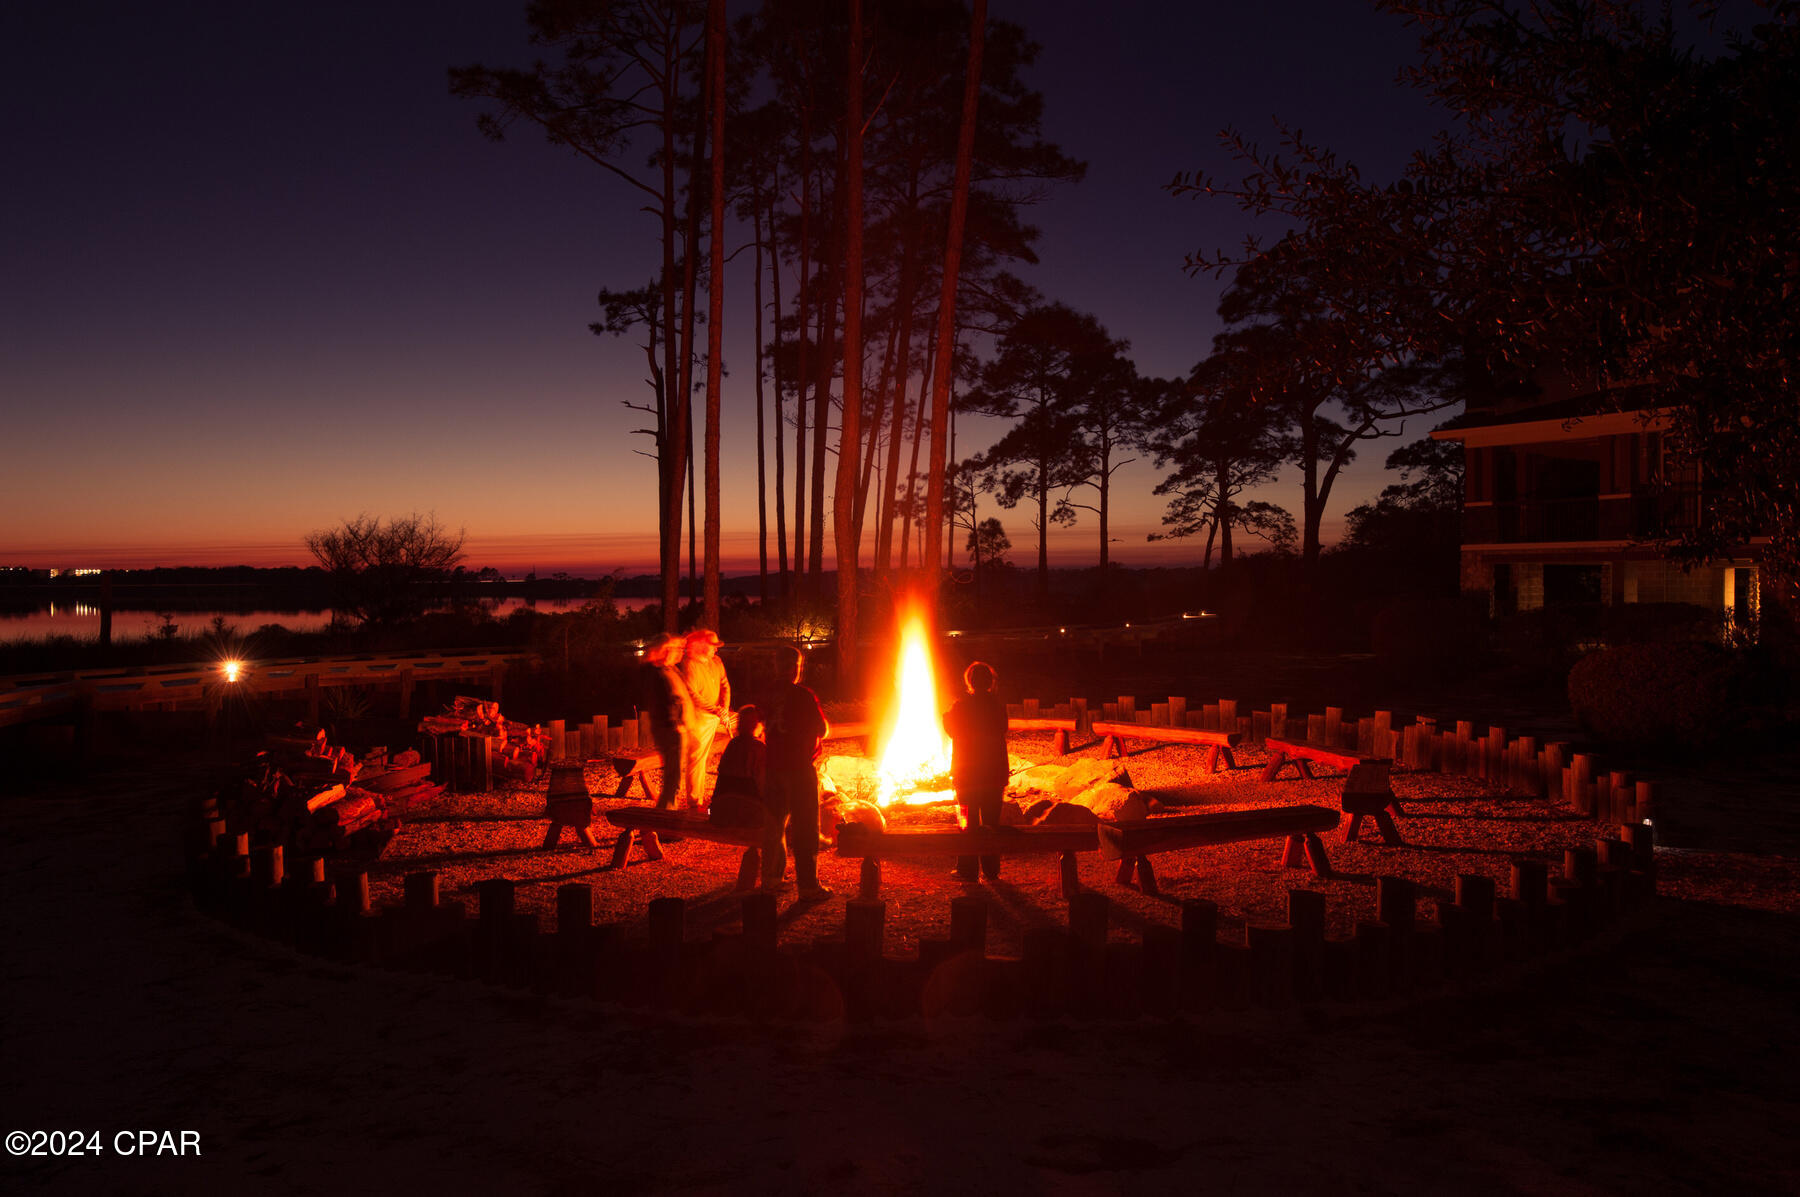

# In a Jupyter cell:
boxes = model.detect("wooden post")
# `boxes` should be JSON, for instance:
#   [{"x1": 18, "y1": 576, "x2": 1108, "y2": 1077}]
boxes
[
  {"x1": 1178, "y1": 898, "x2": 1216, "y2": 1010},
  {"x1": 1564, "y1": 846, "x2": 1598, "y2": 890},
  {"x1": 845, "y1": 898, "x2": 886, "y2": 964},
  {"x1": 1168, "y1": 696, "x2": 1187, "y2": 726},
  {"x1": 1150, "y1": 702, "x2": 1169, "y2": 727},
  {"x1": 1218, "y1": 699, "x2": 1237, "y2": 730},
  {"x1": 1634, "y1": 780, "x2": 1657, "y2": 824},
  {"x1": 1288, "y1": 889, "x2": 1326, "y2": 1003},
  {"x1": 404, "y1": 870, "x2": 440, "y2": 910},
  {"x1": 1247, "y1": 924, "x2": 1294, "y2": 1010},
  {"x1": 742, "y1": 891, "x2": 778, "y2": 957},
  {"x1": 1454, "y1": 874, "x2": 1496, "y2": 921},
  {"x1": 1069, "y1": 890, "x2": 1109, "y2": 950},
  {"x1": 471, "y1": 735, "x2": 492, "y2": 792},
  {"x1": 398, "y1": 668, "x2": 415, "y2": 719},
  {"x1": 549, "y1": 719, "x2": 565, "y2": 760},
  {"x1": 1141, "y1": 923, "x2": 1181, "y2": 1018},
  {"x1": 949, "y1": 894, "x2": 988, "y2": 955},
  {"x1": 557, "y1": 883, "x2": 592, "y2": 935},
  {"x1": 1624, "y1": 821, "x2": 1656, "y2": 879},
  {"x1": 1354, "y1": 921, "x2": 1392, "y2": 1000},
  {"x1": 304, "y1": 673, "x2": 320, "y2": 724},
  {"x1": 647, "y1": 896, "x2": 685, "y2": 972},
  {"x1": 336, "y1": 868, "x2": 371, "y2": 916},
  {"x1": 1376, "y1": 875, "x2": 1416, "y2": 932},
  {"x1": 1271, "y1": 703, "x2": 1287, "y2": 739},
  {"x1": 489, "y1": 662, "x2": 506, "y2": 705},
  {"x1": 1324, "y1": 706, "x2": 1342, "y2": 745}
]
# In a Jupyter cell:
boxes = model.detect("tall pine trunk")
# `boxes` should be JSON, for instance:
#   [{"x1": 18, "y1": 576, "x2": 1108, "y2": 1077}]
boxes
[
  {"x1": 808, "y1": 147, "x2": 844, "y2": 594},
  {"x1": 792, "y1": 129, "x2": 814, "y2": 584},
  {"x1": 658, "y1": 23, "x2": 687, "y2": 632},
  {"x1": 835, "y1": 0, "x2": 865, "y2": 682},
  {"x1": 898, "y1": 320, "x2": 937, "y2": 569},
  {"x1": 876, "y1": 161, "x2": 922, "y2": 574},
  {"x1": 754, "y1": 200, "x2": 770, "y2": 603},
  {"x1": 767, "y1": 181, "x2": 790, "y2": 597},
  {"x1": 923, "y1": 0, "x2": 986, "y2": 592},
  {"x1": 702, "y1": 0, "x2": 725, "y2": 630}
]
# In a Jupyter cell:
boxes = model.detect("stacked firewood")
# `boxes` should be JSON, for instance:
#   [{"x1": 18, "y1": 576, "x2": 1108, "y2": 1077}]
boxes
[
  {"x1": 221, "y1": 724, "x2": 442, "y2": 858},
  {"x1": 417, "y1": 696, "x2": 548, "y2": 783}
]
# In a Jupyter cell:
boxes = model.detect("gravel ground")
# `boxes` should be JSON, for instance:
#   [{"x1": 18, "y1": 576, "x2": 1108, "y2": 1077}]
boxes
[
  {"x1": 4, "y1": 736, "x2": 1797, "y2": 1195},
  {"x1": 370, "y1": 731, "x2": 1654, "y2": 954}
]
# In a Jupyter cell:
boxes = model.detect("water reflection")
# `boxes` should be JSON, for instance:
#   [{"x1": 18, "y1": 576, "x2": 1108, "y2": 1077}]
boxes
[{"x1": 0, "y1": 596, "x2": 657, "y2": 643}]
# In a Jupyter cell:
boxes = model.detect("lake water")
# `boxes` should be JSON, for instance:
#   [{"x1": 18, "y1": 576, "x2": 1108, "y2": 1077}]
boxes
[{"x1": 0, "y1": 596, "x2": 661, "y2": 644}]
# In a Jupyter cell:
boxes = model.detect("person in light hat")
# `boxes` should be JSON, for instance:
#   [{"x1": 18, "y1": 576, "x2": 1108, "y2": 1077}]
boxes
[
  {"x1": 680, "y1": 628, "x2": 731, "y2": 809},
  {"x1": 638, "y1": 632, "x2": 695, "y2": 809}
]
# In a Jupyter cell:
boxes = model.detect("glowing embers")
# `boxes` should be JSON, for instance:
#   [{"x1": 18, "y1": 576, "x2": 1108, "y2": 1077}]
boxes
[{"x1": 873, "y1": 602, "x2": 953, "y2": 806}]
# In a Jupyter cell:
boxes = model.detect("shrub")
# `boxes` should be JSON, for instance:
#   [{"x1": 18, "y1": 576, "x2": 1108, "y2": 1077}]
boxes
[{"x1": 1567, "y1": 641, "x2": 1739, "y2": 751}]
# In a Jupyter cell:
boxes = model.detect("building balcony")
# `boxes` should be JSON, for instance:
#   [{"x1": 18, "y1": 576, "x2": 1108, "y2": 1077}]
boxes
[{"x1": 1463, "y1": 489, "x2": 1703, "y2": 545}]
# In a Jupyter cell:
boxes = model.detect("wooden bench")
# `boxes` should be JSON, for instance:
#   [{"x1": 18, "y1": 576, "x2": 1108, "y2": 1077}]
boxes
[
  {"x1": 608, "y1": 752, "x2": 662, "y2": 800},
  {"x1": 604, "y1": 806, "x2": 766, "y2": 890},
  {"x1": 542, "y1": 762, "x2": 599, "y2": 848},
  {"x1": 834, "y1": 823, "x2": 1098, "y2": 899},
  {"x1": 1089, "y1": 720, "x2": 1242, "y2": 772},
  {"x1": 1096, "y1": 804, "x2": 1341, "y2": 894},
  {"x1": 1259, "y1": 737, "x2": 1370, "y2": 782},
  {"x1": 1341, "y1": 761, "x2": 1405, "y2": 845}
]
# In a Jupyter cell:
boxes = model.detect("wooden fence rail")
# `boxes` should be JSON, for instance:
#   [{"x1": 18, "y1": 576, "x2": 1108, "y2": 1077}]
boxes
[{"x1": 0, "y1": 648, "x2": 534, "y2": 730}]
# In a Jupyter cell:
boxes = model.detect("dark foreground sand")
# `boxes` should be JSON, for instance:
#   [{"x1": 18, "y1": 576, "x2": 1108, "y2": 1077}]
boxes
[{"x1": 4, "y1": 748, "x2": 1798, "y2": 1196}]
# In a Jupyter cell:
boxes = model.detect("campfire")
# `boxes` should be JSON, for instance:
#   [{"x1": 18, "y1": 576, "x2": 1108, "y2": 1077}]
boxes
[{"x1": 871, "y1": 600, "x2": 953, "y2": 807}]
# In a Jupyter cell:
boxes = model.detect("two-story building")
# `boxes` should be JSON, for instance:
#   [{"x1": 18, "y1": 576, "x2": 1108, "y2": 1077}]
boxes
[{"x1": 1431, "y1": 380, "x2": 1762, "y2": 623}]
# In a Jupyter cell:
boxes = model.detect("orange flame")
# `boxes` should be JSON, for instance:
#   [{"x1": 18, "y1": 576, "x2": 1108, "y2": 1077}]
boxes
[{"x1": 874, "y1": 602, "x2": 952, "y2": 806}]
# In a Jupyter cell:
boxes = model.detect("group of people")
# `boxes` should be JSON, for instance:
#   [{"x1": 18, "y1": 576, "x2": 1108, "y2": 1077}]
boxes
[
  {"x1": 638, "y1": 628, "x2": 1013, "y2": 900},
  {"x1": 640, "y1": 634, "x2": 834, "y2": 902}
]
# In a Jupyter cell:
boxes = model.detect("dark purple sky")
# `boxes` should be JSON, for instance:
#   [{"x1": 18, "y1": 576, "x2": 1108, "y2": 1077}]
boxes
[{"x1": 2, "y1": 1, "x2": 1446, "y2": 575}]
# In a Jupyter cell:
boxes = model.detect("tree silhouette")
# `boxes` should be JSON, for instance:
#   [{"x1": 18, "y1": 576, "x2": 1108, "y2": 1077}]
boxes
[{"x1": 1175, "y1": 0, "x2": 1800, "y2": 598}]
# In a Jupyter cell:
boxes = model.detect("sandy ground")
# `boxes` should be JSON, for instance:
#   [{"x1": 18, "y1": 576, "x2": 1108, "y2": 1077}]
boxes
[
  {"x1": 371, "y1": 731, "x2": 1686, "y2": 953},
  {"x1": 4, "y1": 741, "x2": 1799, "y2": 1195}
]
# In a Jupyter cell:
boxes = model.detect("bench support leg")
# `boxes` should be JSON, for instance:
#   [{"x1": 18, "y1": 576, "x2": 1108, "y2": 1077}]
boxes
[
  {"x1": 1303, "y1": 832, "x2": 1333, "y2": 878},
  {"x1": 1052, "y1": 729, "x2": 1069, "y2": 756},
  {"x1": 609, "y1": 830, "x2": 633, "y2": 867},
  {"x1": 1219, "y1": 746, "x2": 1237, "y2": 770},
  {"x1": 1374, "y1": 811, "x2": 1404, "y2": 847},
  {"x1": 1060, "y1": 850, "x2": 1081, "y2": 899},
  {"x1": 1137, "y1": 856, "x2": 1159, "y2": 897},
  {"x1": 1345, "y1": 813, "x2": 1365, "y2": 843},
  {"x1": 1115, "y1": 857, "x2": 1136, "y2": 886},
  {"x1": 639, "y1": 829, "x2": 664, "y2": 862},
  {"x1": 1299, "y1": 760, "x2": 1316, "y2": 780},
  {"x1": 1260, "y1": 750, "x2": 1287, "y2": 783},
  {"x1": 543, "y1": 822, "x2": 563, "y2": 849},
  {"x1": 1102, "y1": 735, "x2": 1121, "y2": 760},
  {"x1": 613, "y1": 775, "x2": 634, "y2": 799},
  {"x1": 576, "y1": 826, "x2": 599, "y2": 848},
  {"x1": 735, "y1": 847, "x2": 761, "y2": 891},
  {"x1": 1206, "y1": 745, "x2": 1221, "y2": 773},
  {"x1": 859, "y1": 858, "x2": 882, "y2": 900},
  {"x1": 1279, "y1": 834, "x2": 1307, "y2": 868}
]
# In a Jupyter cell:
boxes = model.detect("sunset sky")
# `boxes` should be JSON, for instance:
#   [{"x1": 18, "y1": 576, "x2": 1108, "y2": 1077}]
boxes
[{"x1": 3, "y1": 1, "x2": 1447, "y2": 577}]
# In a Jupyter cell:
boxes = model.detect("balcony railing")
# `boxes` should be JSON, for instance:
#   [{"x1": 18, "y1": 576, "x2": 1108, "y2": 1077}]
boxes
[{"x1": 1464, "y1": 489, "x2": 1703, "y2": 544}]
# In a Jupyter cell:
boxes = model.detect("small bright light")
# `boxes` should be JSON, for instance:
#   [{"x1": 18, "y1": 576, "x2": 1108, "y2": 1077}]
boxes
[
  {"x1": 1059, "y1": 627, "x2": 1066, "y2": 634},
  {"x1": 222, "y1": 660, "x2": 243, "y2": 683},
  {"x1": 1124, "y1": 622, "x2": 1131, "y2": 628}
]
